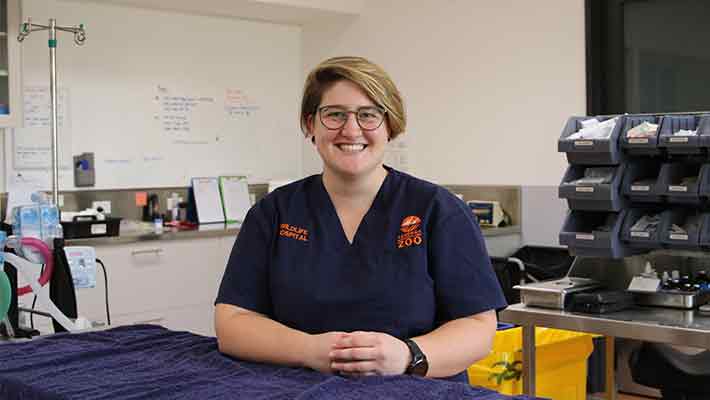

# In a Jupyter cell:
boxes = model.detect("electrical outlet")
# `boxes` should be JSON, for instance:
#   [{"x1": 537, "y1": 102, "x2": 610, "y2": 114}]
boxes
[
  {"x1": 58, "y1": 194, "x2": 65, "y2": 207},
  {"x1": 92, "y1": 200, "x2": 112, "y2": 214}
]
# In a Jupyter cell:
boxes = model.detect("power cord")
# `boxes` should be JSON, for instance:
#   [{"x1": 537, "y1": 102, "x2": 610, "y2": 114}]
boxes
[
  {"x1": 30, "y1": 264, "x2": 45, "y2": 330},
  {"x1": 96, "y1": 258, "x2": 111, "y2": 326}
]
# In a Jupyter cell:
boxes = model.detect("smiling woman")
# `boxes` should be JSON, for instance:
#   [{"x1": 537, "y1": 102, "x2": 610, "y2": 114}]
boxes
[{"x1": 214, "y1": 56, "x2": 507, "y2": 383}]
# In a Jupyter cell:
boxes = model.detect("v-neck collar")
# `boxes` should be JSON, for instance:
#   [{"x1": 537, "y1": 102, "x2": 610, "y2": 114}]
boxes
[{"x1": 317, "y1": 167, "x2": 393, "y2": 249}]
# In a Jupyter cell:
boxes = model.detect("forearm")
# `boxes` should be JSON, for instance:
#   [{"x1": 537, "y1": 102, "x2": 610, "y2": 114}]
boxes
[
  {"x1": 215, "y1": 305, "x2": 310, "y2": 368},
  {"x1": 413, "y1": 311, "x2": 497, "y2": 378}
]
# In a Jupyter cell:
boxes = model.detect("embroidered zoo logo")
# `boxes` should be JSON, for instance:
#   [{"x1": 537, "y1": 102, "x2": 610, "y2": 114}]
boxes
[
  {"x1": 397, "y1": 215, "x2": 423, "y2": 248},
  {"x1": 279, "y1": 223, "x2": 309, "y2": 242}
]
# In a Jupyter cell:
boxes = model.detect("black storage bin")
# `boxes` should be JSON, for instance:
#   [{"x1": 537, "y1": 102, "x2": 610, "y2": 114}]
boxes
[
  {"x1": 558, "y1": 115, "x2": 625, "y2": 165},
  {"x1": 658, "y1": 114, "x2": 709, "y2": 155},
  {"x1": 61, "y1": 216, "x2": 121, "y2": 239},
  {"x1": 657, "y1": 162, "x2": 707, "y2": 205},
  {"x1": 620, "y1": 208, "x2": 665, "y2": 250},
  {"x1": 490, "y1": 257, "x2": 522, "y2": 305},
  {"x1": 659, "y1": 209, "x2": 706, "y2": 250},
  {"x1": 620, "y1": 115, "x2": 663, "y2": 156},
  {"x1": 559, "y1": 164, "x2": 626, "y2": 211},
  {"x1": 509, "y1": 245, "x2": 574, "y2": 281},
  {"x1": 696, "y1": 213, "x2": 710, "y2": 250},
  {"x1": 559, "y1": 210, "x2": 640, "y2": 258},
  {"x1": 621, "y1": 160, "x2": 664, "y2": 203}
]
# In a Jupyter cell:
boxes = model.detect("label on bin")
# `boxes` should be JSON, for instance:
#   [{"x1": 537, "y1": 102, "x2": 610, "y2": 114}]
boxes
[
  {"x1": 91, "y1": 224, "x2": 107, "y2": 235},
  {"x1": 670, "y1": 233, "x2": 689, "y2": 241},
  {"x1": 628, "y1": 138, "x2": 648, "y2": 144},
  {"x1": 669, "y1": 137, "x2": 689, "y2": 143},
  {"x1": 631, "y1": 185, "x2": 650, "y2": 192},
  {"x1": 630, "y1": 231, "x2": 650, "y2": 238},
  {"x1": 575, "y1": 233, "x2": 595, "y2": 240},
  {"x1": 575, "y1": 186, "x2": 594, "y2": 193},
  {"x1": 574, "y1": 140, "x2": 594, "y2": 147},
  {"x1": 669, "y1": 185, "x2": 688, "y2": 192}
]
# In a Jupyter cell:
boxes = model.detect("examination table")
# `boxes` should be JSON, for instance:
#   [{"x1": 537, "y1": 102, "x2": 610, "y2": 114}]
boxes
[{"x1": 0, "y1": 324, "x2": 542, "y2": 400}]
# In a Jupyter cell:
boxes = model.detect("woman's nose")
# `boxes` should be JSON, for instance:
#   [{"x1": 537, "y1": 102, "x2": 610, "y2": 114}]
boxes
[{"x1": 340, "y1": 113, "x2": 361, "y2": 136}]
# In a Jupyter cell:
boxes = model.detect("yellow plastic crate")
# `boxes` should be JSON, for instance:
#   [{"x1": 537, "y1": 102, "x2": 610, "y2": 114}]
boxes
[{"x1": 468, "y1": 327, "x2": 594, "y2": 400}]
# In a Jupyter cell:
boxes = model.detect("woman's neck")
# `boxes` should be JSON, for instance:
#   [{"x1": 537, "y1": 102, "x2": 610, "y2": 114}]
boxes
[{"x1": 322, "y1": 165, "x2": 388, "y2": 205}]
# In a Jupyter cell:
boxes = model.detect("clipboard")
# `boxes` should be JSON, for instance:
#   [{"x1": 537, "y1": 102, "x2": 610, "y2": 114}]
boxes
[
  {"x1": 190, "y1": 177, "x2": 224, "y2": 224},
  {"x1": 218, "y1": 176, "x2": 251, "y2": 223}
]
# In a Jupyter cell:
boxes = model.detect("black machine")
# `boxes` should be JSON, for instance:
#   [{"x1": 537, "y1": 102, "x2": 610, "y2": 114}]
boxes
[
  {"x1": 630, "y1": 342, "x2": 710, "y2": 400},
  {"x1": 1, "y1": 234, "x2": 78, "y2": 338}
]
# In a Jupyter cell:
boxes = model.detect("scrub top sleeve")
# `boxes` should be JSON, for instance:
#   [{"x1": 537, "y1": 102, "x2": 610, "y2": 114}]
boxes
[
  {"x1": 429, "y1": 208, "x2": 508, "y2": 322},
  {"x1": 215, "y1": 201, "x2": 274, "y2": 315}
]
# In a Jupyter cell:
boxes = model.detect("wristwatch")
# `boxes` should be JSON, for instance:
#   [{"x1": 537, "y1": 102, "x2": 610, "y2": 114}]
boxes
[{"x1": 403, "y1": 338, "x2": 428, "y2": 376}]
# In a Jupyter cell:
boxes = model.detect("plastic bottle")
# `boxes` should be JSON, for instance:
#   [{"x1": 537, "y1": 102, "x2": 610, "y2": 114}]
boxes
[{"x1": 11, "y1": 192, "x2": 62, "y2": 263}]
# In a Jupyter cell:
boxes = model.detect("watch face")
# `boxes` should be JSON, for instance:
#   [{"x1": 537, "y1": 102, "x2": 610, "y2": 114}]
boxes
[{"x1": 410, "y1": 356, "x2": 428, "y2": 376}]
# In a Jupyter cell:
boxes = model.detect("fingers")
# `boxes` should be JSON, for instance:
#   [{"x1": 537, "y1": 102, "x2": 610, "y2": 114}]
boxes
[
  {"x1": 329, "y1": 346, "x2": 381, "y2": 362},
  {"x1": 333, "y1": 331, "x2": 380, "y2": 349},
  {"x1": 331, "y1": 360, "x2": 379, "y2": 374},
  {"x1": 340, "y1": 371, "x2": 378, "y2": 377}
]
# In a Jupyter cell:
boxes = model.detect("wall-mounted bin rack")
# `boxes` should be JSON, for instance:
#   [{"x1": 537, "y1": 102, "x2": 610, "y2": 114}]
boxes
[
  {"x1": 558, "y1": 115, "x2": 624, "y2": 165},
  {"x1": 621, "y1": 160, "x2": 664, "y2": 203},
  {"x1": 559, "y1": 164, "x2": 626, "y2": 211},
  {"x1": 658, "y1": 114, "x2": 710, "y2": 156},
  {"x1": 620, "y1": 208, "x2": 665, "y2": 251},
  {"x1": 657, "y1": 162, "x2": 710, "y2": 205},
  {"x1": 560, "y1": 210, "x2": 641, "y2": 258},
  {"x1": 658, "y1": 209, "x2": 708, "y2": 251},
  {"x1": 620, "y1": 115, "x2": 663, "y2": 156}
]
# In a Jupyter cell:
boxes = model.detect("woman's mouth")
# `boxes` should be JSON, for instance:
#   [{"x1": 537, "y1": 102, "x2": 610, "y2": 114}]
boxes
[{"x1": 336, "y1": 143, "x2": 367, "y2": 153}]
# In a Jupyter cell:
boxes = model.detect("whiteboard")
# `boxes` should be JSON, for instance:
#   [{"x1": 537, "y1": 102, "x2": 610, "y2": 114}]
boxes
[{"x1": 7, "y1": 0, "x2": 303, "y2": 190}]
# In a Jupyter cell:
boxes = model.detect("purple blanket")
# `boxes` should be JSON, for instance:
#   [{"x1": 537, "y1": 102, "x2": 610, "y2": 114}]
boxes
[{"x1": 0, "y1": 325, "x2": 543, "y2": 400}]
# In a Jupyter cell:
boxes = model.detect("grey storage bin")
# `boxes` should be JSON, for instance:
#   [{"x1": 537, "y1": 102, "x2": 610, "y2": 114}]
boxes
[
  {"x1": 559, "y1": 210, "x2": 640, "y2": 258},
  {"x1": 659, "y1": 209, "x2": 706, "y2": 250},
  {"x1": 658, "y1": 114, "x2": 710, "y2": 155},
  {"x1": 657, "y1": 162, "x2": 708, "y2": 205},
  {"x1": 621, "y1": 160, "x2": 664, "y2": 203},
  {"x1": 558, "y1": 115, "x2": 625, "y2": 165},
  {"x1": 620, "y1": 208, "x2": 665, "y2": 250},
  {"x1": 559, "y1": 164, "x2": 626, "y2": 211},
  {"x1": 620, "y1": 115, "x2": 663, "y2": 156}
]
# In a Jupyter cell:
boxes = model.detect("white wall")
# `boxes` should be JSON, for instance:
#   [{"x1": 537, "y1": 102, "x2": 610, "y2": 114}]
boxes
[
  {"x1": 301, "y1": 0, "x2": 586, "y2": 186},
  {"x1": 1, "y1": 1, "x2": 587, "y2": 193}
]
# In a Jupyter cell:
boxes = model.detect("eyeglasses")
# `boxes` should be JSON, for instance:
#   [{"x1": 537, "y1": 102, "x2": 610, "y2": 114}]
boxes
[{"x1": 318, "y1": 105, "x2": 386, "y2": 131}]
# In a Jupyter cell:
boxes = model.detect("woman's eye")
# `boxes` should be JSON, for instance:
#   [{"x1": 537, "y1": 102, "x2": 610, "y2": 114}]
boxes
[{"x1": 327, "y1": 112, "x2": 347, "y2": 119}]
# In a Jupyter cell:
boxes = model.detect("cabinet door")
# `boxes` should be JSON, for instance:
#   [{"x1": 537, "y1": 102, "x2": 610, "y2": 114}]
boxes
[
  {"x1": 74, "y1": 237, "x2": 224, "y2": 323},
  {"x1": 0, "y1": 0, "x2": 22, "y2": 126}
]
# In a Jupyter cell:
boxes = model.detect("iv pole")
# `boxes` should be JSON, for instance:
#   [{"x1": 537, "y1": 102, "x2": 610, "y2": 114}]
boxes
[{"x1": 17, "y1": 18, "x2": 86, "y2": 206}]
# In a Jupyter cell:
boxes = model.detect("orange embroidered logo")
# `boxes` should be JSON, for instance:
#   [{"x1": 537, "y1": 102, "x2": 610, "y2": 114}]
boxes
[
  {"x1": 397, "y1": 215, "x2": 423, "y2": 248},
  {"x1": 279, "y1": 223, "x2": 309, "y2": 242},
  {"x1": 400, "y1": 215, "x2": 421, "y2": 233}
]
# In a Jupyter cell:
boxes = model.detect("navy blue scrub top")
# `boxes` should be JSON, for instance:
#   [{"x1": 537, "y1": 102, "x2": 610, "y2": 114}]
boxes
[{"x1": 216, "y1": 166, "x2": 507, "y2": 380}]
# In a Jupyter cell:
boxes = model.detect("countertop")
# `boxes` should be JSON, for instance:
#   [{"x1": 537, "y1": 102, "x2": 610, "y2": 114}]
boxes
[{"x1": 65, "y1": 221, "x2": 520, "y2": 247}]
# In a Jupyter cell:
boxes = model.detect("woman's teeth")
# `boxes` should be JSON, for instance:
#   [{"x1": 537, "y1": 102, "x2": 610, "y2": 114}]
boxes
[{"x1": 337, "y1": 144, "x2": 366, "y2": 152}]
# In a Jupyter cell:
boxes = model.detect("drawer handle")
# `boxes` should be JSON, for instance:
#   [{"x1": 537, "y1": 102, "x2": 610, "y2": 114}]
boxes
[
  {"x1": 135, "y1": 318, "x2": 164, "y2": 325},
  {"x1": 131, "y1": 248, "x2": 164, "y2": 256}
]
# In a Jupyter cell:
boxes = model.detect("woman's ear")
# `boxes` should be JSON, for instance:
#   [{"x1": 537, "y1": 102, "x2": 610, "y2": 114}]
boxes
[{"x1": 305, "y1": 114, "x2": 315, "y2": 136}]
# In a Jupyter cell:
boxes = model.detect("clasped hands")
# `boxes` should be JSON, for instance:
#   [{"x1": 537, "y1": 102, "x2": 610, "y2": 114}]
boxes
[{"x1": 306, "y1": 331, "x2": 411, "y2": 376}]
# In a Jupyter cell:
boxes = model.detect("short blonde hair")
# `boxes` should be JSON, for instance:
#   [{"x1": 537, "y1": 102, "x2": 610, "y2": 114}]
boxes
[{"x1": 300, "y1": 56, "x2": 406, "y2": 140}]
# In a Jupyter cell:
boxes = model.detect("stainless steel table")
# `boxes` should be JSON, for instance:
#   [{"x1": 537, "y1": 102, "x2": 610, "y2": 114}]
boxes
[{"x1": 500, "y1": 303, "x2": 710, "y2": 398}]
